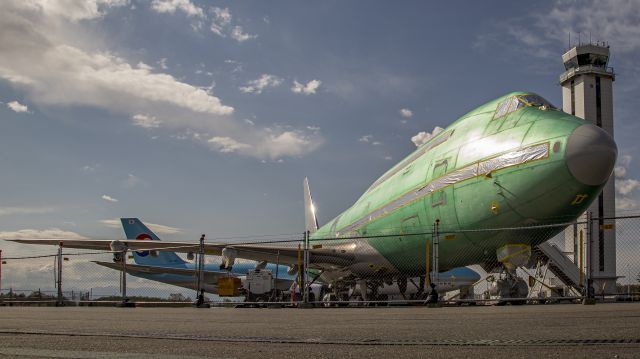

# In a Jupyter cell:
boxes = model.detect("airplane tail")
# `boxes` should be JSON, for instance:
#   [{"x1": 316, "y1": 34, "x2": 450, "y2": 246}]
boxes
[
  {"x1": 120, "y1": 218, "x2": 186, "y2": 267},
  {"x1": 304, "y1": 177, "x2": 319, "y2": 234}
]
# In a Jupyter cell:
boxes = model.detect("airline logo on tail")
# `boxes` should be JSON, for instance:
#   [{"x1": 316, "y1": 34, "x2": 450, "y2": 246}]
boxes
[
  {"x1": 135, "y1": 233, "x2": 152, "y2": 256},
  {"x1": 120, "y1": 218, "x2": 186, "y2": 267}
]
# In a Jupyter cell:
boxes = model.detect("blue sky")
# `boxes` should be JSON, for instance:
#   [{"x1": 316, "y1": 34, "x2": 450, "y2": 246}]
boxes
[{"x1": 1, "y1": 0, "x2": 639, "y2": 249}]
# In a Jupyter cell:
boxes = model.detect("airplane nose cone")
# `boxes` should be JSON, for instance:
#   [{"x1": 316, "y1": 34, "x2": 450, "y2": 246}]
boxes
[{"x1": 565, "y1": 124, "x2": 617, "y2": 186}]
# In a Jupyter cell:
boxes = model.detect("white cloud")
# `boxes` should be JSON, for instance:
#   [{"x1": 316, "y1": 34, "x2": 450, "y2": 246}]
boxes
[
  {"x1": 357, "y1": 134, "x2": 381, "y2": 146},
  {"x1": 209, "y1": 8, "x2": 256, "y2": 42},
  {"x1": 0, "y1": 207, "x2": 55, "y2": 217},
  {"x1": 100, "y1": 219, "x2": 181, "y2": 234},
  {"x1": 619, "y1": 154, "x2": 632, "y2": 168},
  {"x1": 31, "y1": 0, "x2": 130, "y2": 22},
  {"x1": 0, "y1": 1, "x2": 321, "y2": 160},
  {"x1": 157, "y1": 58, "x2": 168, "y2": 70},
  {"x1": 617, "y1": 179, "x2": 640, "y2": 196},
  {"x1": 614, "y1": 154, "x2": 639, "y2": 211},
  {"x1": 411, "y1": 132, "x2": 430, "y2": 147},
  {"x1": 481, "y1": 0, "x2": 640, "y2": 60},
  {"x1": 291, "y1": 79, "x2": 321, "y2": 95},
  {"x1": 208, "y1": 129, "x2": 322, "y2": 159},
  {"x1": 101, "y1": 194, "x2": 118, "y2": 202},
  {"x1": 150, "y1": 0, "x2": 204, "y2": 18},
  {"x1": 210, "y1": 7, "x2": 232, "y2": 36},
  {"x1": 411, "y1": 126, "x2": 444, "y2": 147},
  {"x1": 616, "y1": 196, "x2": 638, "y2": 211},
  {"x1": 224, "y1": 59, "x2": 243, "y2": 73},
  {"x1": 0, "y1": 228, "x2": 87, "y2": 240},
  {"x1": 230, "y1": 26, "x2": 257, "y2": 42},
  {"x1": 399, "y1": 108, "x2": 413, "y2": 118},
  {"x1": 6, "y1": 100, "x2": 29, "y2": 113},
  {"x1": 131, "y1": 114, "x2": 161, "y2": 128},
  {"x1": 81, "y1": 164, "x2": 101, "y2": 173},
  {"x1": 0, "y1": 3, "x2": 233, "y2": 117},
  {"x1": 541, "y1": 0, "x2": 640, "y2": 54},
  {"x1": 239, "y1": 74, "x2": 283, "y2": 94},
  {"x1": 614, "y1": 166, "x2": 627, "y2": 178},
  {"x1": 256, "y1": 130, "x2": 321, "y2": 159},
  {"x1": 208, "y1": 136, "x2": 252, "y2": 153},
  {"x1": 123, "y1": 174, "x2": 143, "y2": 188}
]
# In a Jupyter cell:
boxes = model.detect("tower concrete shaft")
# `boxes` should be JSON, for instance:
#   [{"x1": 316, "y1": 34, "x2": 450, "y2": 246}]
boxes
[{"x1": 560, "y1": 44, "x2": 617, "y2": 294}]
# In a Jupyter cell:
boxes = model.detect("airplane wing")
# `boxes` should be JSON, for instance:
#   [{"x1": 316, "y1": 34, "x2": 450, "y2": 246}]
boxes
[
  {"x1": 214, "y1": 241, "x2": 356, "y2": 268},
  {"x1": 7, "y1": 238, "x2": 202, "y2": 252},
  {"x1": 8, "y1": 238, "x2": 356, "y2": 269}
]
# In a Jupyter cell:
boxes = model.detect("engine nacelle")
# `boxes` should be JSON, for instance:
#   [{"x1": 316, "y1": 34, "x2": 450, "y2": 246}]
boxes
[
  {"x1": 287, "y1": 265, "x2": 298, "y2": 276},
  {"x1": 110, "y1": 240, "x2": 127, "y2": 262},
  {"x1": 109, "y1": 240, "x2": 127, "y2": 252},
  {"x1": 220, "y1": 247, "x2": 237, "y2": 270}
]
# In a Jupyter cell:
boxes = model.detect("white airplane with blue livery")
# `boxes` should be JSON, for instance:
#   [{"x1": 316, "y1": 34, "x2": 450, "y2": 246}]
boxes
[{"x1": 91, "y1": 218, "x2": 480, "y2": 301}]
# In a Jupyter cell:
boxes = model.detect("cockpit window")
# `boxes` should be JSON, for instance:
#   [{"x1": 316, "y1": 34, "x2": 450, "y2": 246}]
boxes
[
  {"x1": 493, "y1": 93, "x2": 556, "y2": 119},
  {"x1": 517, "y1": 94, "x2": 556, "y2": 109}
]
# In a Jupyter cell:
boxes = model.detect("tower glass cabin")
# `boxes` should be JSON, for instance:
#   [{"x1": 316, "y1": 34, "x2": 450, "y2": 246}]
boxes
[{"x1": 560, "y1": 44, "x2": 617, "y2": 294}]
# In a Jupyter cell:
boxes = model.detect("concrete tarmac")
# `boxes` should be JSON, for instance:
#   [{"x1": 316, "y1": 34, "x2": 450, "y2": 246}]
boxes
[{"x1": 1, "y1": 303, "x2": 639, "y2": 358}]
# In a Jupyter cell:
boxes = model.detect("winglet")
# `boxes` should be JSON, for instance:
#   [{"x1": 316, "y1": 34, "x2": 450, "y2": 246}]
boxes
[{"x1": 303, "y1": 177, "x2": 319, "y2": 233}]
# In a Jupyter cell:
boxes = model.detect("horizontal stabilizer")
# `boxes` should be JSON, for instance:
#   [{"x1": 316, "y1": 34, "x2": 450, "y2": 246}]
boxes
[
  {"x1": 93, "y1": 261, "x2": 295, "y2": 290},
  {"x1": 93, "y1": 261, "x2": 232, "y2": 283}
]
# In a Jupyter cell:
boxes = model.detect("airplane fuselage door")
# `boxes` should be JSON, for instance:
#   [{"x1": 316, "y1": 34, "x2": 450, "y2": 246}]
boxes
[{"x1": 426, "y1": 156, "x2": 457, "y2": 227}]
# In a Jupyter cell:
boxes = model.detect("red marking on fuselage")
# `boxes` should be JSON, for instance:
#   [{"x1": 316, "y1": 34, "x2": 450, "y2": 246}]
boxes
[{"x1": 135, "y1": 233, "x2": 152, "y2": 256}]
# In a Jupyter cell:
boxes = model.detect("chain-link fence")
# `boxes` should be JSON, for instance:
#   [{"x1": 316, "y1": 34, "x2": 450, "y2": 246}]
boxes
[{"x1": 1, "y1": 214, "x2": 639, "y2": 307}]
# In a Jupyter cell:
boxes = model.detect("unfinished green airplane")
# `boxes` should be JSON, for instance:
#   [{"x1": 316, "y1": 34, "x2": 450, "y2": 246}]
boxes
[{"x1": 11, "y1": 91, "x2": 617, "y2": 301}]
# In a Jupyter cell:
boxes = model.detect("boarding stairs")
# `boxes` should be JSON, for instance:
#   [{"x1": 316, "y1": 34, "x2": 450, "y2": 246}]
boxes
[{"x1": 533, "y1": 242, "x2": 582, "y2": 291}]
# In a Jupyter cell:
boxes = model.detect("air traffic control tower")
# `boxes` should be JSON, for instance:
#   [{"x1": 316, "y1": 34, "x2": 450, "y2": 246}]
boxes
[{"x1": 560, "y1": 43, "x2": 617, "y2": 293}]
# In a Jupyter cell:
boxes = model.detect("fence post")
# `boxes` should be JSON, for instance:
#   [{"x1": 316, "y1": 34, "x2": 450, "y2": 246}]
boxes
[
  {"x1": 304, "y1": 230, "x2": 309, "y2": 304},
  {"x1": 56, "y1": 242, "x2": 64, "y2": 307},
  {"x1": 584, "y1": 211, "x2": 596, "y2": 304},
  {"x1": 300, "y1": 231, "x2": 313, "y2": 308},
  {"x1": 425, "y1": 238, "x2": 430, "y2": 290},
  {"x1": 0, "y1": 249, "x2": 3, "y2": 303},
  {"x1": 426, "y1": 220, "x2": 440, "y2": 305},
  {"x1": 195, "y1": 234, "x2": 209, "y2": 308},
  {"x1": 272, "y1": 250, "x2": 280, "y2": 302},
  {"x1": 117, "y1": 248, "x2": 135, "y2": 307},
  {"x1": 433, "y1": 219, "x2": 440, "y2": 286},
  {"x1": 295, "y1": 243, "x2": 301, "y2": 305}
]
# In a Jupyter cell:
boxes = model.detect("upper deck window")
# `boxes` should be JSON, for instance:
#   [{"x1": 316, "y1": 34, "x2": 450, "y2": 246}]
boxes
[{"x1": 493, "y1": 93, "x2": 556, "y2": 120}]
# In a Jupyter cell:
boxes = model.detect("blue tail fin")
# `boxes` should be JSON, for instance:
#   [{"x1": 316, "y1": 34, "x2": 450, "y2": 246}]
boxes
[{"x1": 120, "y1": 218, "x2": 186, "y2": 267}]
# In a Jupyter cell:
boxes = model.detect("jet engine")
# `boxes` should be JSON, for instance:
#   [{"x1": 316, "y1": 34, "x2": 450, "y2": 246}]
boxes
[
  {"x1": 109, "y1": 240, "x2": 127, "y2": 263},
  {"x1": 287, "y1": 265, "x2": 298, "y2": 276},
  {"x1": 220, "y1": 247, "x2": 237, "y2": 270}
]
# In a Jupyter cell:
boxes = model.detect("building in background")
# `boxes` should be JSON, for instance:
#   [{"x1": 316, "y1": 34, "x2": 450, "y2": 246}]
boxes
[{"x1": 560, "y1": 42, "x2": 617, "y2": 294}]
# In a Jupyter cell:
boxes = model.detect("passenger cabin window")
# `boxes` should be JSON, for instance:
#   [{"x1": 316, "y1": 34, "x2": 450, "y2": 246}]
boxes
[{"x1": 493, "y1": 93, "x2": 556, "y2": 120}]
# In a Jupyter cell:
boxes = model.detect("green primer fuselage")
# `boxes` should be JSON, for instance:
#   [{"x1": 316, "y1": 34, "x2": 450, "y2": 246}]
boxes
[{"x1": 311, "y1": 92, "x2": 609, "y2": 278}]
